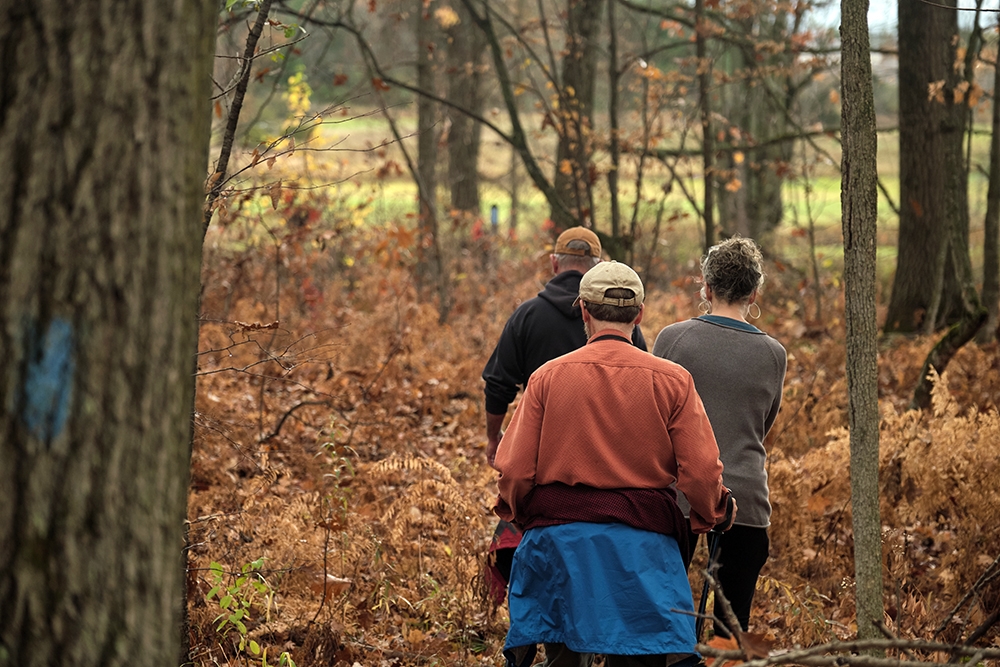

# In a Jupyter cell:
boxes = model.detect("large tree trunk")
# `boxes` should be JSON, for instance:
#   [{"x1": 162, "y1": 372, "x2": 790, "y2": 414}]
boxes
[
  {"x1": 840, "y1": 0, "x2": 884, "y2": 646},
  {"x1": 551, "y1": 0, "x2": 604, "y2": 228},
  {"x1": 0, "y1": 1, "x2": 216, "y2": 665},
  {"x1": 886, "y1": 0, "x2": 964, "y2": 333}
]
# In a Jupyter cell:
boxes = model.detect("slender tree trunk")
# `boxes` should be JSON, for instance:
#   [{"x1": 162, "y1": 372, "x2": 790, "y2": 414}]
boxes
[
  {"x1": 203, "y1": 0, "x2": 274, "y2": 236},
  {"x1": 696, "y1": 0, "x2": 715, "y2": 251},
  {"x1": 551, "y1": 0, "x2": 603, "y2": 229},
  {"x1": 415, "y1": 0, "x2": 448, "y2": 321},
  {"x1": 977, "y1": 31, "x2": 1000, "y2": 344},
  {"x1": 0, "y1": 1, "x2": 216, "y2": 666},
  {"x1": 840, "y1": 0, "x2": 883, "y2": 647},
  {"x1": 607, "y1": 0, "x2": 622, "y2": 241},
  {"x1": 417, "y1": 0, "x2": 440, "y2": 241},
  {"x1": 446, "y1": 1, "x2": 484, "y2": 215}
]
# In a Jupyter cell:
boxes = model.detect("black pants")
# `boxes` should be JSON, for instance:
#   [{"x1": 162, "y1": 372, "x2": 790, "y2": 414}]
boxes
[
  {"x1": 686, "y1": 524, "x2": 769, "y2": 634},
  {"x1": 540, "y1": 643, "x2": 702, "y2": 667}
]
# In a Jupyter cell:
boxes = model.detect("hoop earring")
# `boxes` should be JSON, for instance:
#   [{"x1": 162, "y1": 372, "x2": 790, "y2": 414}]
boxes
[
  {"x1": 698, "y1": 300, "x2": 712, "y2": 315},
  {"x1": 747, "y1": 302, "x2": 761, "y2": 320}
]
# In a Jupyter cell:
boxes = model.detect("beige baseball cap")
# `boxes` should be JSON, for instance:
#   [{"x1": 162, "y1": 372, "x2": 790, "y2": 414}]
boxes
[
  {"x1": 577, "y1": 261, "x2": 644, "y2": 306},
  {"x1": 554, "y1": 226, "x2": 601, "y2": 258}
]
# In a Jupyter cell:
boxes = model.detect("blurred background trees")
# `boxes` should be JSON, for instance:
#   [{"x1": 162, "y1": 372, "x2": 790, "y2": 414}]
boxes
[{"x1": 206, "y1": 0, "x2": 1000, "y2": 358}]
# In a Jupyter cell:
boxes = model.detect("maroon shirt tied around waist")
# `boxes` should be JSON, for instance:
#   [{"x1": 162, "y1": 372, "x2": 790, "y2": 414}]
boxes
[{"x1": 496, "y1": 483, "x2": 692, "y2": 566}]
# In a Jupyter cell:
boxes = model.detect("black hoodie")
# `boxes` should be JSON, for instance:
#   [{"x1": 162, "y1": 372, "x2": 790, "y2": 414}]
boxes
[{"x1": 482, "y1": 270, "x2": 647, "y2": 416}]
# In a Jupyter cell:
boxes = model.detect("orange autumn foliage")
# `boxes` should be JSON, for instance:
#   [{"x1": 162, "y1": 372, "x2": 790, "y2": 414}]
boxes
[{"x1": 187, "y1": 216, "x2": 1000, "y2": 666}]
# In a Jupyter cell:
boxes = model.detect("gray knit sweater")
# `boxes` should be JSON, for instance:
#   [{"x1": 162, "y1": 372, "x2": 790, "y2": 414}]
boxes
[{"x1": 652, "y1": 316, "x2": 786, "y2": 528}]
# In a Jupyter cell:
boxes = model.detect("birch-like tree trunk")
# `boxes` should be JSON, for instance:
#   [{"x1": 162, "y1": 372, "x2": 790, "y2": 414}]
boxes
[{"x1": 0, "y1": 1, "x2": 216, "y2": 664}]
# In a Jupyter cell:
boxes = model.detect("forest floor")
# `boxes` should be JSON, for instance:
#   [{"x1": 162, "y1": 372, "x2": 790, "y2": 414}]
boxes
[{"x1": 184, "y1": 219, "x2": 1000, "y2": 667}]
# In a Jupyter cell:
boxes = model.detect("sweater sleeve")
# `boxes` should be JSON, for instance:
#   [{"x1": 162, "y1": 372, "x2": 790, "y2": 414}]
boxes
[
  {"x1": 495, "y1": 377, "x2": 545, "y2": 521},
  {"x1": 668, "y1": 374, "x2": 730, "y2": 533},
  {"x1": 762, "y1": 341, "x2": 788, "y2": 437}
]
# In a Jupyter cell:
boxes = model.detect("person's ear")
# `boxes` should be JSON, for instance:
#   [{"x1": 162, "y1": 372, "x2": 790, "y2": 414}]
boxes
[
  {"x1": 634, "y1": 304, "x2": 644, "y2": 326},
  {"x1": 580, "y1": 302, "x2": 591, "y2": 323},
  {"x1": 748, "y1": 289, "x2": 758, "y2": 304},
  {"x1": 550, "y1": 254, "x2": 559, "y2": 275}
]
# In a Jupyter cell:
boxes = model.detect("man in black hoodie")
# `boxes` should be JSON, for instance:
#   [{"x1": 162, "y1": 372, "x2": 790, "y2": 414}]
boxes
[{"x1": 481, "y1": 227, "x2": 647, "y2": 600}]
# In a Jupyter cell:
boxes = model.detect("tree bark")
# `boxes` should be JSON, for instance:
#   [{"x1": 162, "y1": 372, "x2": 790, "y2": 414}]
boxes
[
  {"x1": 977, "y1": 30, "x2": 1000, "y2": 344},
  {"x1": 415, "y1": 0, "x2": 449, "y2": 322},
  {"x1": 886, "y1": 0, "x2": 964, "y2": 333},
  {"x1": 203, "y1": 0, "x2": 274, "y2": 236},
  {"x1": 696, "y1": 0, "x2": 715, "y2": 252},
  {"x1": 0, "y1": 1, "x2": 216, "y2": 665},
  {"x1": 911, "y1": 217, "x2": 989, "y2": 409},
  {"x1": 607, "y1": 0, "x2": 622, "y2": 242},
  {"x1": 417, "y1": 0, "x2": 440, "y2": 244},
  {"x1": 551, "y1": 0, "x2": 604, "y2": 228},
  {"x1": 446, "y1": 1, "x2": 484, "y2": 216},
  {"x1": 839, "y1": 0, "x2": 884, "y2": 647}
]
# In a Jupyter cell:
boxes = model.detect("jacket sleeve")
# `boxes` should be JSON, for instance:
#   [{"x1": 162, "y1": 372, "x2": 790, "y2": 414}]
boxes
[
  {"x1": 495, "y1": 378, "x2": 545, "y2": 521},
  {"x1": 668, "y1": 374, "x2": 730, "y2": 533},
  {"x1": 482, "y1": 309, "x2": 527, "y2": 415},
  {"x1": 632, "y1": 324, "x2": 648, "y2": 352}
]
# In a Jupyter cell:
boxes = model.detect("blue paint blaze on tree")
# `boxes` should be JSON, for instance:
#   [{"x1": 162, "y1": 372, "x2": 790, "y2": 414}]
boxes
[{"x1": 21, "y1": 317, "x2": 75, "y2": 442}]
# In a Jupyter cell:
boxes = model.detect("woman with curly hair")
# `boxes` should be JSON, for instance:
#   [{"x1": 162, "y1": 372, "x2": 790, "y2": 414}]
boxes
[{"x1": 653, "y1": 236, "x2": 786, "y2": 635}]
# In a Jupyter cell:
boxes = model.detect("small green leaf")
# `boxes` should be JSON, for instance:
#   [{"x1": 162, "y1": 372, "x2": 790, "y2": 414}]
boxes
[
  {"x1": 205, "y1": 586, "x2": 221, "y2": 600},
  {"x1": 225, "y1": 0, "x2": 239, "y2": 9},
  {"x1": 250, "y1": 640, "x2": 261, "y2": 655},
  {"x1": 235, "y1": 619, "x2": 247, "y2": 635},
  {"x1": 219, "y1": 594, "x2": 233, "y2": 609}
]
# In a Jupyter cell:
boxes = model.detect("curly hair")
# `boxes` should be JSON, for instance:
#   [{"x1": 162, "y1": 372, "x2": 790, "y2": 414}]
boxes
[{"x1": 700, "y1": 236, "x2": 765, "y2": 304}]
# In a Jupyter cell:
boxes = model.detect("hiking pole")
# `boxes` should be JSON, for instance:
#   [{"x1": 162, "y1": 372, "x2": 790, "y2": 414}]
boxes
[{"x1": 695, "y1": 530, "x2": 721, "y2": 642}]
